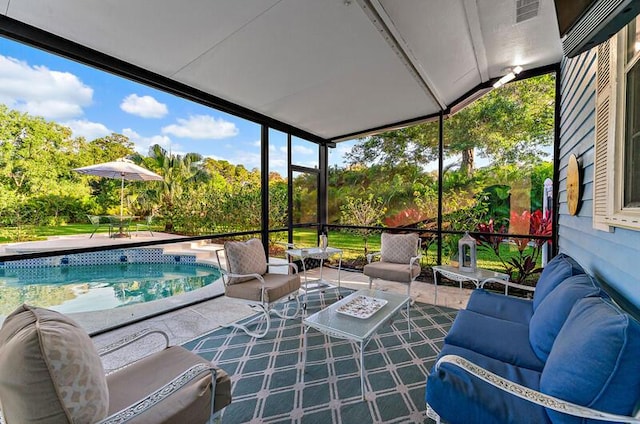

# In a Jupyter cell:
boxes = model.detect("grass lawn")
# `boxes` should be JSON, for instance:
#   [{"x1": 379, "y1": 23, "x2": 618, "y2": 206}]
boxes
[
  {"x1": 293, "y1": 228, "x2": 381, "y2": 252},
  {"x1": 0, "y1": 222, "x2": 163, "y2": 243},
  {"x1": 0, "y1": 224, "x2": 99, "y2": 242},
  {"x1": 291, "y1": 228, "x2": 542, "y2": 277}
]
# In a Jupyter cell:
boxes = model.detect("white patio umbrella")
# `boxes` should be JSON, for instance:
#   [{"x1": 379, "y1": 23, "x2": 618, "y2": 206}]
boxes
[{"x1": 73, "y1": 158, "x2": 163, "y2": 218}]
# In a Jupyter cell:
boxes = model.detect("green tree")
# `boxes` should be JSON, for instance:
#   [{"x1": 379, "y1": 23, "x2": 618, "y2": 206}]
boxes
[
  {"x1": 339, "y1": 194, "x2": 386, "y2": 255},
  {"x1": 0, "y1": 106, "x2": 100, "y2": 231},
  {"x1": 346, "y1": 74, "x2": 555, "y2": 177},
  {"x1": 137, "y1": 144, "x2": 207, "y2": 231}
]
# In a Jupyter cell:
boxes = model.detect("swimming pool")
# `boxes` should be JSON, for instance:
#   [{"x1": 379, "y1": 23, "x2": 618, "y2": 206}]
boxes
[{"x1": 0, "y1": 263, "x2": 221, "y2": 315}]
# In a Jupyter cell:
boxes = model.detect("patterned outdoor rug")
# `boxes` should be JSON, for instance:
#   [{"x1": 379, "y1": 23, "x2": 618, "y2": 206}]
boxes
[{"x1": 183, "y1": 289, "x2": 457, "y2": 424}]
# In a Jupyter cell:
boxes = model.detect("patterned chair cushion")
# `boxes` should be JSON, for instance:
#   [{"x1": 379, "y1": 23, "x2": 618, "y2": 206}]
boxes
[
  {"x1": 380, "y1": 232, "x2": 419, "y2": 264},
  {"x1": 225, "y1": 238, "x2": 268, "y2": 284},
  {"x1": 0, "y1": 304, "x2": 109, "y2": 424}
]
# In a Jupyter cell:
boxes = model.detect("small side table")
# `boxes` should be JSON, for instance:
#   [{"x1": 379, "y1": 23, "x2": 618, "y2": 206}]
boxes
[
  {"x1": 432, "y1": 265, "x2": 509, "y2": 303},
  {"x1": 285, "y1": 246, "x2": 343, "y2": 309}
]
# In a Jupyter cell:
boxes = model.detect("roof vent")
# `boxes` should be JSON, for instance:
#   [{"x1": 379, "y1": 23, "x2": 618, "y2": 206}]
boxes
[{"x1": 516, "y1": 0, "x2": 540, "y2": 22}]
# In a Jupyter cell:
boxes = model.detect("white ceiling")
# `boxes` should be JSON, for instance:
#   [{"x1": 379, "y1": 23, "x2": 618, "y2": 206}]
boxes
[{"x1": 0, "y1": 0, "x2": 562, "y2": 141}]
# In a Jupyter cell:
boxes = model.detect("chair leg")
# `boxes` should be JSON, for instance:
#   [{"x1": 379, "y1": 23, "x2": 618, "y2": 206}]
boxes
[
  {"x1": 271, "y1": 294, "x2": 301, "y2": 320},
  {"x1": 426, "y1": 403, "x2": 441, "y2": 423},
  {"x1": 226, "y1": 295, "x2": 300, "y2": 339},
  {"x1": 208, "y1": 369, "x2": 217, "y2": 424},
  {"x1": 223, "y1": 305, "x2": 271, "y2": 338},
  {"x1": 210, "y1": 410, "x2": 223, "y2": 424}
]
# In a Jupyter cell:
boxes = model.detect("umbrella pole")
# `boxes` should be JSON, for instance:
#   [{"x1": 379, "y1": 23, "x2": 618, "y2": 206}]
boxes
[
  {"x1": 120, "y1": 175, "x2": 125, "y2": 218},
  {"x1": 112, "y1": 174, "x2": 129, "y2": 238}
]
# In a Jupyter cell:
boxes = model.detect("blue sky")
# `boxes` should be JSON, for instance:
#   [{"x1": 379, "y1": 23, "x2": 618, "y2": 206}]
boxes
[{"x1": 0, "y1": 37, "x2": 356, "y2": 177}]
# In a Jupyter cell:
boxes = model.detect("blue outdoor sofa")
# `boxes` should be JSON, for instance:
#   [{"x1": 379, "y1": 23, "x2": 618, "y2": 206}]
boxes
[{"x1": 425, "y1": 253, "x2": 640, "y2": 423}]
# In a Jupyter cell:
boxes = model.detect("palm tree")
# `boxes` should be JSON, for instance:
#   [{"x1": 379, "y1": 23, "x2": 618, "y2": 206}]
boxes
[{"x1": 134, "y1": 144, "x2": 208, "y2": 232}]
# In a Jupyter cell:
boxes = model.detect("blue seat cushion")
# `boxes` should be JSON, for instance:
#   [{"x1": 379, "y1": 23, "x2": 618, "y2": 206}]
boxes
[
  {"x1": 426, "y1": 344, "x2": 549, "y2": 424},
  {"x1": 466, "y1": 289, "x2": 533, "y2": 325},
  {"x1": 445, "y1": 309, "x2": 545, "y2": 371},
  {"x1": 529, "y1": 274, "x2": 602, "y2": 362},
  {"x1": 540, "y1": 297, "x2": 640, "y2": 423},
  {"x1": 533, "y1": 253, "x2": 585, "y2": 310}
]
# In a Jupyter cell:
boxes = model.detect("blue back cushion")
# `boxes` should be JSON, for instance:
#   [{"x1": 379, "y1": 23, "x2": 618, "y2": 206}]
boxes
[
  {"x1": 540, "y1": 297, "x2": 640, "y2": 423},
  {"x1": 529, "y1": 274, "x2": 601, "y2": 362},
  {"x1": 533, "y1": 253, "x2": 585, "y2": 310}
]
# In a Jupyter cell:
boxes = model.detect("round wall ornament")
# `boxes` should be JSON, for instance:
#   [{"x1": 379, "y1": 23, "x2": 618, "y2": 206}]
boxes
[{"x1": 567, "y1": 153, "x2": 581, "y2": 216}]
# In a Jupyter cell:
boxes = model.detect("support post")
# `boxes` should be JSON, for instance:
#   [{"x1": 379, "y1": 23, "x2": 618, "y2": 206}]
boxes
[
  {"x1": 437, "y1": 111, "x2": 444, "y2": 265},
  {"x1": 287, "y1": 133, "x2": 294, "y2": 245},
  {"x1": 552, "y1": 64, "x2": 562, "y2": 257},
  {"x1": 261, "y1": 125, "x2": 270, "y2": 254},
  {"x1": 319, "y1": 143, "x2": 329, "y2": 237}
]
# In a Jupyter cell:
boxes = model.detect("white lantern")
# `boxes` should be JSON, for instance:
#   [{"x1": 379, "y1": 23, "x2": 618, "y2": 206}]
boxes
[
  {"x1": 458, "y1": 232, "x2": 477, "y2": 272},
  {"x1": 319, "y1": 233, "x2": 328, "y2": 251}
]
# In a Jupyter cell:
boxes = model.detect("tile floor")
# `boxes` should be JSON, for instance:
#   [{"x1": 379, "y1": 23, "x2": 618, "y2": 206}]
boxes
[{"x1": 92, "y1": 266, "x2": 472, "y2": 372}]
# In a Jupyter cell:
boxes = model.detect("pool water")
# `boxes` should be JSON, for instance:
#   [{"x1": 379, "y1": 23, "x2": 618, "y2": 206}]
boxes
[{"x1": 0, "y1": 263, "x2": 221, "y2": 315}]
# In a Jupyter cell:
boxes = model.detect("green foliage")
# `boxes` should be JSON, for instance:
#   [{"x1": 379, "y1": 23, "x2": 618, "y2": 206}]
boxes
[
  {"x1": 476, "y1": 210, "x2": 553, "y2": 283},
  {"x1": 346, "y1": 74, "x2": 555, "y2": 176},
  {"x1": 339, "y1": 194, "x2": 386, "y2": 254},
  {"x1": 0, "y1": 72, "x2": 556, "y2": 249},
  {"x1": 478, "y1": 184, "x2": 511, "y2": 226}
]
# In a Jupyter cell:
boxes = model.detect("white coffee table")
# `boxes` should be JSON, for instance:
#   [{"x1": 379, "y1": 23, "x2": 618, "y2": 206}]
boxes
[
  {"x1": 285, "y1": 246, "x2": 343, "y2": 309},
  {"x1": 302, "y1": 289, "x2": 411, "y2": 401}
]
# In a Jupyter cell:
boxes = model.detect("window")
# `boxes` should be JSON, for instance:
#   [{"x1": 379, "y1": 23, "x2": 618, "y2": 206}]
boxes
[
  {"x1": 624, "y1": 18, "x2": 640, "y2": 208},
  {"x1": 593, "y1": 16, "x2": 640, "y2": 230}
]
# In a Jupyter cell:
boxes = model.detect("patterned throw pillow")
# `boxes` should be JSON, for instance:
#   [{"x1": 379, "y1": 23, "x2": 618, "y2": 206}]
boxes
[
  {"x1": 225, "y1": 238, "x2": 268, "y2": 284},
  {"x1": 380, "y1": 232, "x2": 420, "y2": 264},
  {"x1": 0, "y1": 304, "x2": 109, "y2": 424}
]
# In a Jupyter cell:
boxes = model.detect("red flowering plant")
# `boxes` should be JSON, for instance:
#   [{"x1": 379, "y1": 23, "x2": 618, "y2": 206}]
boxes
[
  {"x1": 475, "y1": 219, "x2": 508, "y2": 257},
  {"x1": 476, "y1": 209, "x2": 552, "y2": 284}
]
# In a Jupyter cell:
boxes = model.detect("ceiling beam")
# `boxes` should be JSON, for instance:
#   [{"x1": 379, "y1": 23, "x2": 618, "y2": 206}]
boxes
[
  {"x1": 331, "y1": 111, "x2": 443, "y2": 143},
  {"x1": 463, "y1": 0, "x2": 490, "y2": 82},
  {"x1": 355, "y1": 0, "x2": 447, "y2": 110}
]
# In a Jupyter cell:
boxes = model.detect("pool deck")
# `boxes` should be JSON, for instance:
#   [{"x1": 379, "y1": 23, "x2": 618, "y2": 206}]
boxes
[
  {"x1": 0, "y1": 233, "x2": 472, "y2": 372},
  {"x1": 91, "y1": 266, "x2": 472, "y2": 372},
  {"x1": 0, "y1": 231, "x2": 185, "y2": 256}
]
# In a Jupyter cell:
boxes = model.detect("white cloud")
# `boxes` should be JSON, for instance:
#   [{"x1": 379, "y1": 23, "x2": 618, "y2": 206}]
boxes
[
  {"x1": 269, "y1": 158, "x2": 287, "y2": 176},
  {"x1": 122, "y1": 128, "x2": 177, "y2": 154},
  {"x1": 0, "y1": 55, "x2": 93, "y2": 120},
  {"x1": 292, "y1": 144, "x2": 314, "y2": 155},
  {"x1": 120, "y1": 94, "x2": 168, "y2": 118},
  {"x1": 161, "y1": 115, "x2": 238, "y2": 139},
  {"x1": 64, "y1": 119, "x2": 111, "y2": 140},
  {"x1": 329, "y1": 140, "x2": 357, "y2": 168}
]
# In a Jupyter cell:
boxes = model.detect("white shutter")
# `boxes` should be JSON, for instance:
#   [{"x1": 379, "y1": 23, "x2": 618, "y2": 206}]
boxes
[{"x1": 593, "y1": 38, "x2": 616, "y2": 231}]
